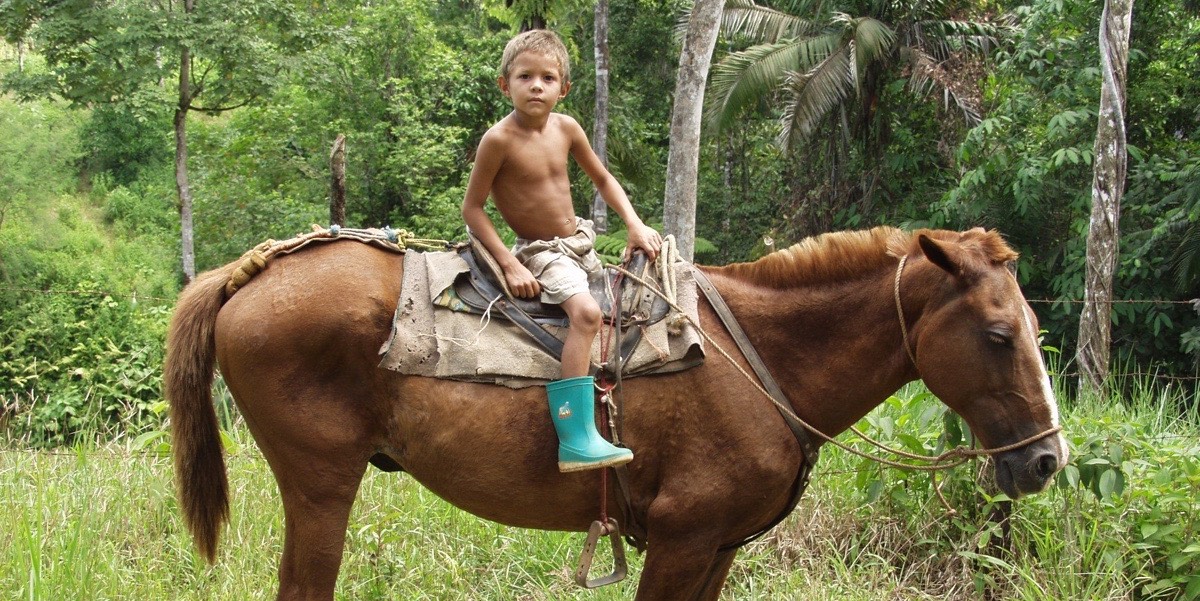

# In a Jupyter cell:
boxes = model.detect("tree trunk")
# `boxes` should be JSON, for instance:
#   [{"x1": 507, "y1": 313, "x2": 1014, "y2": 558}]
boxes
[
  {"x1": 590, "y1": 0, "x2": 611, "y2": 234},
  {"x1": 1077, "y1": 0, "x2": 1133, "y2": 395},
  {"x1": 175, "y1": 4, "x2": 196, "y2": 283},
  {"x1": 330, "y1": 134, "x2": 347, "y2": 227},
  {"x1": 663, "y1": 0, "x2": 725, "y2": 261}
]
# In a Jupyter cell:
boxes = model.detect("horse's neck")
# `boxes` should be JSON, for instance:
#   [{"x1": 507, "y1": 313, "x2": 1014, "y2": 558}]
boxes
[{"x1": 709, "y1": 266, "x2": 921, "y2": 437}]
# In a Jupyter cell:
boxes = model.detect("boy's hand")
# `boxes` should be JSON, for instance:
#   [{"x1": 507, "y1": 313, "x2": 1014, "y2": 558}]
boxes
[
  {"x1": 625, "y1": 224, "x2": 663, "y2": 261},
  {"x1": 504, "y1": 263, "x2": 542, "y2": 299}
]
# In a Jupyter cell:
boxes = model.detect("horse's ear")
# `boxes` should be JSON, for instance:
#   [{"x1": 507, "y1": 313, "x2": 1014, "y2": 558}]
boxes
[{"x1": 918, "y1": 234, "x2": 962, "y2": 276}]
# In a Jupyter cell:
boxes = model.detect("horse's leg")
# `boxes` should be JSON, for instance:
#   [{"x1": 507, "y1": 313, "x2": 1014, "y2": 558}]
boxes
[
  {"x1": 633, "y1": 535, "x2": 721, "y2": 600},
  {"x1": 271, "y1": 455, "x2": 367, "y2": 601},
  {"x1": 632, "y1": 494, "x2": 730, "y2": 601},
  {"x1": 692, "y1": 548, "x2": 739, "y2": 601}
]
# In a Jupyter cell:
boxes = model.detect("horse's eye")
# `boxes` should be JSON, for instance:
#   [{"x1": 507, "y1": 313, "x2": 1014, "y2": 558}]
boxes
[{"x1": 987, "y1": 331, "x2": 1012, "y2": 347}]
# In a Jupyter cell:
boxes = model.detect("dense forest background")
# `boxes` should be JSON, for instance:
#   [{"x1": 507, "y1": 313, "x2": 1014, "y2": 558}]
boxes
[{"x1": 0, "y1": 0, "x2": 1197, "y2": 444}]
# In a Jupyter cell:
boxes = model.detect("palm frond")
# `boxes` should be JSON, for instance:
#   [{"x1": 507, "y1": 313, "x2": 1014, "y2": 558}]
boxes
[
  {"x1": 849, "y1": 15, "x2": 897, "y2": 85},
  {"x1": 707, "y1": 34, "x2": 842, "y2": 131},
  {"x1": 911, "y1": 19, "x2": 1010, "y2": 60},
  {"x1": 902, "y1": 47, "x2": 981, "y2": 124},
  {"x1": 720, "y1": 0, "x2": 818, "y2": 43},
  {"x1": 1171, "y1": 222, "x2": 1200, "y2": 291},
  {"x1": 778, "y1": 46, "x2": 855, "y2": 149}
]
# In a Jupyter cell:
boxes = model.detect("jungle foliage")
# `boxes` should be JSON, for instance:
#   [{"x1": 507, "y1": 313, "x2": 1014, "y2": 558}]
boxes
[
  {"x1": 0, "y1": 0, "x2": 1197, "y2": 446},
  {"x1": 1, "y1": 3, "x2": 1199, "y2": 598}
]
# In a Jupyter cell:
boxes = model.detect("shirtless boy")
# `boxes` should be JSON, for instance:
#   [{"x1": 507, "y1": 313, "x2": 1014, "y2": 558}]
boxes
[{"x1": 462, "y1": 30, "x2": 662, "y2": 473}]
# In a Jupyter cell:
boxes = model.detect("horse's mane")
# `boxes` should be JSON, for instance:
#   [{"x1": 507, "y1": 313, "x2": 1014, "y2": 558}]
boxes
[{"x1": 713, "y1": 226, "x2": 1017, "y2": 289}]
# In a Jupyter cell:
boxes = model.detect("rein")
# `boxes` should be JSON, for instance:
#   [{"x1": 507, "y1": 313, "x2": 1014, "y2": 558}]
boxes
[
  {"x1": 894, "y1": 255, "x2": 920, "y2": 366},
  {"x1": 611, "y1": 260, "x2": 1063, "y2": 474}
]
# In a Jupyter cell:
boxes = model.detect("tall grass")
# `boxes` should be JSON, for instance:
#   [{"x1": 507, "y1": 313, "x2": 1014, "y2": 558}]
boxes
[{"x1": 2, "y1": 381, "x2": 1197, "y2": 600}]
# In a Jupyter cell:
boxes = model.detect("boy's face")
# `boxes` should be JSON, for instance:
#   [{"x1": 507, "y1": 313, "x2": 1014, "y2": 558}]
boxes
[{"x1": 498, "y1": 51, "x2": 570, "y2": 117}]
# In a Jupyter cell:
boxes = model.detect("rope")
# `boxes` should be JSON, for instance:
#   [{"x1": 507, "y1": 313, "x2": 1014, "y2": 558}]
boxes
[
  {"x1": 225, "y1": 225, "x2": 450, "y2": 295},
  {"x1": 596, "y1": 266, "x2": 622, "y2": 444},
  {"x1": 416, "y1": 294, "x2": 501, "y2": 348},
  {"x1": 894, "y1": 255, "x2": 919, "y2": 367},
  {"x1": 608, "y1": 264, "x2": 1062, "y2": 473}
]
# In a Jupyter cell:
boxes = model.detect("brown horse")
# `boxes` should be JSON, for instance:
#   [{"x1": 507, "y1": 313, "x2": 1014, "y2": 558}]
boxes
[{"x1": 165, "y1": 226, "x2": 1068, "y2": 600}]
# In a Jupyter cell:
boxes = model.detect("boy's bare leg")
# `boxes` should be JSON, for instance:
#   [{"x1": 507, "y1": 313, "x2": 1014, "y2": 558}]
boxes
[
  {"x1": 547, "y1": 291, "x2": 631, "y2": 472},
  {"x1": 559, "y1": 293, "x2": 602, "y2": 378}
]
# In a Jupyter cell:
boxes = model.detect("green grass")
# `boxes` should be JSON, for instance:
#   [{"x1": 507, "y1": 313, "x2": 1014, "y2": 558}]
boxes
[
  {"x1": 2, "y1": 385, "x2": 1198, "y2": 600},
  {"x1": 0, "y1": 445, "x2": 951, "y2": 600}
]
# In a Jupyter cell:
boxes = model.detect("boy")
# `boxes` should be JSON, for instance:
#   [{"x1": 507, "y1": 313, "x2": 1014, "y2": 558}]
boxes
[{"x1": 462, "y1": 30, "x2": 661, "y2": 473}]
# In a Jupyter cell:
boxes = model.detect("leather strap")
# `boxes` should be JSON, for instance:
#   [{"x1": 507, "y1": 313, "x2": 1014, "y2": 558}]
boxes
[
  {"x1": 691, "y1": 267, "x2": 820, "y2": 550},
  {"x1": 460, "y1": 249, "x2": 566, "y2": 359},
  {"x1": 691, "y1": 268, "x2": 821, "y2": 464}
]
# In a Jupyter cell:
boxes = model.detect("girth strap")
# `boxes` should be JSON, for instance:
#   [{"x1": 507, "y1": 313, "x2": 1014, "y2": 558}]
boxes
[{"x1": 691, "y1": 267, "x2": 821, "y2": 550}]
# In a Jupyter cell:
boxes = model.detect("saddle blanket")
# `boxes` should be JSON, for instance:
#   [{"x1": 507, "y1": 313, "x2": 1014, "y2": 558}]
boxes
[{"x1": 378, "y1": 250, "x2": 705, "y2": 388}]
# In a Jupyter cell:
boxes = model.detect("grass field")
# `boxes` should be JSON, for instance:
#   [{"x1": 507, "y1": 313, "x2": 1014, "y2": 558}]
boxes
[{"x1": 2, "y1": 385, "x2": 1197, "y2": 600}]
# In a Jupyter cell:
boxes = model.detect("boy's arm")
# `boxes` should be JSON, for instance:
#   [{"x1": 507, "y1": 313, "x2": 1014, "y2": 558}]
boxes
[
  {"x1": 462, "y1": 131, "x2": 541, "y2": 299},
  {"x1": 566, "y1": 118, "x2": 662, "y2": 261}
]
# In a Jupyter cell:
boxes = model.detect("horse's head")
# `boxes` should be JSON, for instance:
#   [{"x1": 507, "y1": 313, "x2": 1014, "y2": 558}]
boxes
[{"x1": 903, "y1": 229, "x2": 1069, "y2": 498}]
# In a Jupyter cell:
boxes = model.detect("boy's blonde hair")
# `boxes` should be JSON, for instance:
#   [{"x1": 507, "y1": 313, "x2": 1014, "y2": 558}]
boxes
[{"x1": 499, "y1": 30, "x2": 570, "y2": 83}]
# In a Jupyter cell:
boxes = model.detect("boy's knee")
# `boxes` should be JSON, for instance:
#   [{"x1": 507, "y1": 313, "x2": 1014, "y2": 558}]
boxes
[{"x1": 567, "y1": 297, "x2": 602, "y2": 332}]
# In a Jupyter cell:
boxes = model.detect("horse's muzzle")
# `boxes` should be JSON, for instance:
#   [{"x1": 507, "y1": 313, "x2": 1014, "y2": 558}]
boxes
[{"x1": 994, "y1": 441, "x2": 1064, "y2": 498}]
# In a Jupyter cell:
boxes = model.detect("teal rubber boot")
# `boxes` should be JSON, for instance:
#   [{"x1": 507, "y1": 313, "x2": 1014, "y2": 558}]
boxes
[{"x1": 546, "y1": 376, "x2": 633, "y2": 473}]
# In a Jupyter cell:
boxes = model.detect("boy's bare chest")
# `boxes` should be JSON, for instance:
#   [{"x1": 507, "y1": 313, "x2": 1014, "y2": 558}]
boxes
[{"x1": 499, "y1": 131, "x2": 571, "y2": 179}]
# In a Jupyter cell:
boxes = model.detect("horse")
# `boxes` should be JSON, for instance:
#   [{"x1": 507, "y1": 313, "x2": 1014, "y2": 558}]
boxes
[{"x1": 164, "y1": 226, "x2": 1068, "y2": 601}]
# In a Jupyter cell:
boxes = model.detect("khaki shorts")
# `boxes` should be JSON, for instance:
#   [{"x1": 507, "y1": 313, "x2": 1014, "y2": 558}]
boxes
[{"x1": 512, "y1": 218, "x2": 603, "y2": 305}]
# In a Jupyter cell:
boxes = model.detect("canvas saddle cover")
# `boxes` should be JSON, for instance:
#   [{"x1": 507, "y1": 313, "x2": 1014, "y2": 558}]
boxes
[{"x1": 378, "y1": 246, "x2": 705, "y2": 388}]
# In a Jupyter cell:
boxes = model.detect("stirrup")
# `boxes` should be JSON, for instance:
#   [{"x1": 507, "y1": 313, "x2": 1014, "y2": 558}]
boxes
[{"x1": 574, "y1": 517, "x2": 628, "y2": 588}]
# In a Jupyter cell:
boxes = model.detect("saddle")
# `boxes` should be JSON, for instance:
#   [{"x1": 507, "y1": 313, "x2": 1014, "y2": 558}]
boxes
[{"x1": 450, "y1": 234, "x2": 672, "y2": 367}]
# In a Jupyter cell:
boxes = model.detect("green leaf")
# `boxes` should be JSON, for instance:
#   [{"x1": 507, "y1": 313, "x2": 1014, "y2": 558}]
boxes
[
  {"x1": 1099, "y1": 469, "x2": 1116, "y2": 499},
  {"x1": 865, "y1": 478, "x2": 883, "y2": 502},
  {"x1": 219, "y1": 430, "x2": 241, "y2": 454},
  {"x1": 1170, "y1": 553, "x2": 1193, "y2": 570},
  {"x1": 1057, "y1": 464, "x2": 1080, "y2": 489},
  {"x1": 1186, "y1": 575, "x2": 1200, "y2": 600}
]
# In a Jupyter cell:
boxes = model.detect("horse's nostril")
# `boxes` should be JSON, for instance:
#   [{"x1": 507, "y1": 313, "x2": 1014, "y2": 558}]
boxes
[{"x1": 1035, "y1": 453, "x2": 1058, "y2": 478}]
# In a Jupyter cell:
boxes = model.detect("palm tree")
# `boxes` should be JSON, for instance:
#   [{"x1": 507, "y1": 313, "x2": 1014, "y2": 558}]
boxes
[{"x1": 708, "y1": 0, "x2": 1007, "y2": 151}]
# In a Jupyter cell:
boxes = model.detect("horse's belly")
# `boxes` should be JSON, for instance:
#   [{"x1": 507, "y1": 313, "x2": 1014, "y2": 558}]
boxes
[{"x1": 384, "y1": 378, "x2": 606, "y2": 531}]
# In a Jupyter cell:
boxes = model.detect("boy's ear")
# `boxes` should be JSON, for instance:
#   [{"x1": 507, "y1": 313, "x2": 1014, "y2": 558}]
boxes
[
  {"x1": 497, "y1": 75, "x2": 510, "y2": 97},
  {"x1": 560, "y1": 79, "x2": 571, "y2": 98}
]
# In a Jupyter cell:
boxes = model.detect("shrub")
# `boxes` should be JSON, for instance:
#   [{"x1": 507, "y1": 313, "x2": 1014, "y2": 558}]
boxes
[
  {"x1": 843, "y1": 383, "x2": 1200, "y2": 600},
  {"x1": 1, "y1": 185, "x2": 177, "y2": 446}
]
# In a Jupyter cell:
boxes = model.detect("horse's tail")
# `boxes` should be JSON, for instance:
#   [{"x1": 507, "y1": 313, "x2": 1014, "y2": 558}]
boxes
[{"x1": 163, "y1": 265, "x2": 235, "y2": 564}]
